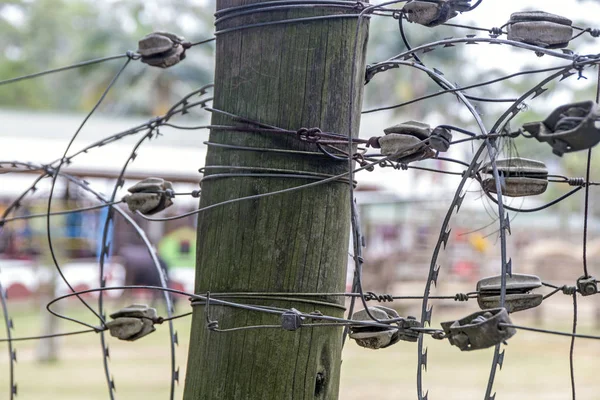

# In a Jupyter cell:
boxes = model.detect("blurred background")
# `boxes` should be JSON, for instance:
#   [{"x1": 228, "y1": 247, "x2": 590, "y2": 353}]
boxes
[{"x1": 1, "y1": 0, "x2": 600, "y2": 399}]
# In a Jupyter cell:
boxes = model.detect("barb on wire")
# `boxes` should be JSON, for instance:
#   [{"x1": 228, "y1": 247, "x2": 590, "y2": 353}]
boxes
[{"x1": 396, "y1": 16, "x2": 517, "y2": 103}]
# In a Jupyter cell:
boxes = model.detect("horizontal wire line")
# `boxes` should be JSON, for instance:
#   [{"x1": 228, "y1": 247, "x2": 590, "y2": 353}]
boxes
[{"x1": 0, "y1": 54, "x2": 130, "y2": 87}]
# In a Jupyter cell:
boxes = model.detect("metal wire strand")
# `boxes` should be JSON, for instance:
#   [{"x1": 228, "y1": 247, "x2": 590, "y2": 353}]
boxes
[
  {"x1": 190, "y1": 37, "x2": 216, "y2": 46},
  {"x1": 136, "y1": 145, "x2": 426, "y2": 222},
  {"x1": 397, "y1": 16, "x2": 517, "y2": 104},
  {"x1": 0, "y1": 329, "x2": 100, "y2": 343},
  {"x1": 0, "y1": 54, "x2": 132, "y2": 87},
  {"x1": 582, "y1": 67, "x2": 600, "y2": 278},
  {"x1": 0, "y1": 200, "x2": 124, "y2": 225},
  {"x1": 569, "y1": 293, "x2": 578, "y2": 400},
  {"x1": 46, "y1": 58, "x2": 132, "y2": 326},
  {"x1": 498, "y1": 323, "x2": 600, "y2": 341},
  {"x1": 0, "y1": 312, "x2": 192, "y2": 343},
  {"x1": 363, "y1": 60, "x2": 593, "y2": 114}
]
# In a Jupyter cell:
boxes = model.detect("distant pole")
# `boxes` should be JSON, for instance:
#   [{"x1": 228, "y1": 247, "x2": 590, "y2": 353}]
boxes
[
  {"x1": 37, "y1": 184, "x2": 72, "y2": 363},
  {"x1": 183, "y1": 1, "x2": 369, "y2": 399}
]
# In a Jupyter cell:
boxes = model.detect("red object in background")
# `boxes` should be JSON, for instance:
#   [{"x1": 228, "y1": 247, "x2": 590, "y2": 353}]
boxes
[
  {"x1": 453, "y1": 228, "x2": 468, "y2": 243},
  {"x1": 73, "y1": 284, "x2": 92, "y2": 298},
  {"x1": 453, "y1": 260, "x2": 477, "y2": 280},
  {"x1": 6, "y1": 283, "x2": 31, "y2": 299},
  {"x1": 169, "y1": 281, "x2": 187, "y2": 298}
]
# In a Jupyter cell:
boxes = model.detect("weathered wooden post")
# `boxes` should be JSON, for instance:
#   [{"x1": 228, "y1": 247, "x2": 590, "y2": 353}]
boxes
[{"x1": 184, "y1": 1, "x2": 369, "y2": 398}]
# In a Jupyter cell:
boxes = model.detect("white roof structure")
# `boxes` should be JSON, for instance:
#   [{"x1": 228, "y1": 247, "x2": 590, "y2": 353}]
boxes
[
  {"x1": 0, "y1": 108, "x2": 208, "y2": 176},
  {"x1": 0, "y1": 108, "x2": 209, "y2": 200}
]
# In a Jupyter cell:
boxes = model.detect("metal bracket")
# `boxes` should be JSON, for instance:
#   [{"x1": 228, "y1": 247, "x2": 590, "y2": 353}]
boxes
[
  {"x1": 441, "y1": 308, "x2": 516, "y2": 351},
  {"x1": 522, "y1": 101, "x2": 600, "y2": 156},
  {"x1": 106, "y1": 304, "x2": 158, "y2": 341},
  {"x1": 281, "y1": 308, "x2": 304, "y2": 331},
  {"x1": 379, "y1": 121, "x2": 435, "y2": 164},
  {"x1": 403, "y1": 0, "x2": 472, "y2": 27},
  {"x1": 507, "y1": 11, "x2": 573, "y2": 49},
  {"x1": 137, "y1": 31, "x2": 190, "y2": 68},
  {"x1": 477, "y1": 274, "x2": 543, "y2": 313},
  {"x1": 123, "y1": 177, "x2": 174, "y2": 215},
  {"x1": 479, "y1": 158, "x2": 548, "y2": 197},
  {"x1": 429, "y1": 127, "x2": 452, "y2": 152},
  {"x1": 349, "y1": 306, "x2": 419, "y2": 349},
  {"x1": 577, "y1": 275, "x2": 598, "y2": 296}
]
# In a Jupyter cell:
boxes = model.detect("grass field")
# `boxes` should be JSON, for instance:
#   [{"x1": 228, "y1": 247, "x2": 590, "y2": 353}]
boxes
[{"x1": 0, "y1": 298, "x2": 598, "y2": 399}]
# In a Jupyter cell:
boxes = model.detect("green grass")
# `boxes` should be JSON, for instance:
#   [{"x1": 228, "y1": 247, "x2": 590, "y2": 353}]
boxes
[{"x1": 0, "y1": 300, "x2": 598, "y2": 399}]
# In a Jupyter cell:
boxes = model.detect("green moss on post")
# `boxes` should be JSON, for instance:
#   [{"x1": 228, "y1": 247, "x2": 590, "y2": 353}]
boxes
[{"x1": 183, "y1": 2, "x2": 369, "y2": 398}]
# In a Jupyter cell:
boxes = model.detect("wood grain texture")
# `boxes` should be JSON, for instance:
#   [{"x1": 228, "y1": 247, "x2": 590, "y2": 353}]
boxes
[{"x1": 183, "y1": 2, "x2": 369, "y2": 398}]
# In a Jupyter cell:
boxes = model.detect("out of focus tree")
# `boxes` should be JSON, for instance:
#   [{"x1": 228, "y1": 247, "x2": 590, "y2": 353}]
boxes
[
  {"x1": 2, "y1": 0, "x2": 598, "y2": 212},
  {"x1": 0, "y1": 0, "x2": 214, "y2": 115}
]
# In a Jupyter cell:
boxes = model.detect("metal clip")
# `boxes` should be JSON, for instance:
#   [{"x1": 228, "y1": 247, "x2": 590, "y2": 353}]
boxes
[
  {"x1": 349, "y1": 306, "x2": 419, "y2": 349},
  {"x1": 429, "y1": 126, "x2": 452, "y2": 152},
  {"x1": 477, "y1": 274, "x2": 543, "y2": 313},
  {"x1": 281, "y1": 308, "x2": 303, "y2": 331},
  {"x1": 403, "y1": 0, "x2": 472, "y2": 27},
  {"x1": 123, "y1": 177, "x2": 174, "y2": 215},
  {"x1": 441, "y1": 308, "x2": 516, "y2": 351},
  {"x1": 398, "y1": 316, "x2": 420, "y2": 342},
  {"x1": 479, "y1": 158, "x2": 548, "y2": 197},
  {"x1": 137, "y1": 31, "x2": 190, "y2": 68},
  {"x1": 507, "y1": 11, "x2": 573, "y2": 49},
  {"x1": 577, "y1": 276, "x2": 598, "y2": 296},
  {"x1": 379, "y1": 121, "x2": 435, "y2": 164},
  {"x1": 522, "y1": 101, "x2": 600, "y2": 156},
  {"x1": 106, "y1": 304, "x2": 157, "y2": 341}
]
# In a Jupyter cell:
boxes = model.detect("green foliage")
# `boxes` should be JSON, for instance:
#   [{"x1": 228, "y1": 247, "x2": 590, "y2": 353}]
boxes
[
  {"x1": 0, "y1": 0, "x2": 214, "y2": 115},
  {"x1": 2, "y1": 1, "x2": 599, "y2": 216},
  {"x1": 364, "y1": 19, "x2": 472, "y2": 122}
]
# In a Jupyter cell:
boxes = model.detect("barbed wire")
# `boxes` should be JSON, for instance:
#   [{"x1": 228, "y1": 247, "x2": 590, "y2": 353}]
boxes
[
  {"x1": 2, "y1": 283, "x2": 596, "y2": 341},
  {"x1": 1, "y1": 0, "x2": 600, "y2": 399}
]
